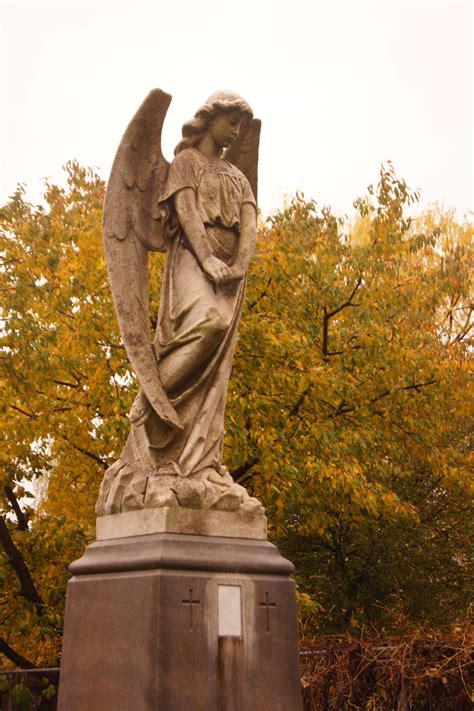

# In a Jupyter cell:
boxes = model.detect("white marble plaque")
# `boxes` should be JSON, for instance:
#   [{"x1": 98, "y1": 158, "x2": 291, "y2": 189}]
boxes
[{"x1": 218, "y1": 585, "x2": 242, "y2": 637}]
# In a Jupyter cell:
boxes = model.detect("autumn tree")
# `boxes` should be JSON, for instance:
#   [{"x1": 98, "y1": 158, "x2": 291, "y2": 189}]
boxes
[
  {"x1": 229, "y1": 168, "x2": 473, "y2": 632},
  {"x1": 0, "y1": 162, "x2": 472, "y2": 666},
  {"x1": 1, "y1": 164, "x2": 120, "y2": 666}
]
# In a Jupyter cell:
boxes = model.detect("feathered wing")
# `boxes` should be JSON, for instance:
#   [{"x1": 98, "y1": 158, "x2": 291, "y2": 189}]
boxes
[
  {"x1": 103, "y1": 89, "x2": 182, "y2": 430},
  {"x1": 224, "y1": 118, "x2": 261, "y2": 202}
]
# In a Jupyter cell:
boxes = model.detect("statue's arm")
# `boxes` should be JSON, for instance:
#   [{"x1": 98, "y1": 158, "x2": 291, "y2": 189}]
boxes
[
  {"x1": 231, "y1": 203, "x2": 257, "y2": 279},
  {"x1": 174, "y1": 188, "x2": 233, "y2": 284}
]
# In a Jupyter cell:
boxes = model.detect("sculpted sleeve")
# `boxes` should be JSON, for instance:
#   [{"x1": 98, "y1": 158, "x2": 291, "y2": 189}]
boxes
[
  {"x1": 160, "y1": 150, "x2": 201, "y2": 203},
  {"x1": 241, "y1": 174, "x2": 257, "y2": 211},
  {"x1": 159, "y1": 150, "x2": 201, "y2": 237}
]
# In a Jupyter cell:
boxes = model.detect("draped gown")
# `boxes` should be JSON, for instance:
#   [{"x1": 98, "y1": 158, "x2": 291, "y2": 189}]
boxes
[{"x1": 96, "y1": 147, "x2": 257, "y2": 514}]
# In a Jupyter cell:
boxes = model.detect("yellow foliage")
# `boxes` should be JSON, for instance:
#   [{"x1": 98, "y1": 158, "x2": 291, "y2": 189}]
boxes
[{"x1": 0, "y1": 161, "x2": 472, "y2": 661}]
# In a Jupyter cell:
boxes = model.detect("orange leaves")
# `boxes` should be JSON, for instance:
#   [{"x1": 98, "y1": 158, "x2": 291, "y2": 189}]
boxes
[
  {"x1": 0, "y1": 161, "x2": 472, "y2": 651},
  {"x1": 0, "y1": 164, "x2": 127, "y2": 526},
  {"x1": 224, "y1": 172, "x2": 473, "y2": 631}
]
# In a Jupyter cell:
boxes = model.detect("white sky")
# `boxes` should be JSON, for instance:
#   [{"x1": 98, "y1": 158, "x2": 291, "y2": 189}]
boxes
[{"x1": 1, "y1": 0, "x2": 472, "y2": 218}]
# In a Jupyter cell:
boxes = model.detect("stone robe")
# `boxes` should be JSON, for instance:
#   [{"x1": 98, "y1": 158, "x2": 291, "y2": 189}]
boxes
[{"x1": 96, "y1": 148, "x2": 256, "y2": 514}]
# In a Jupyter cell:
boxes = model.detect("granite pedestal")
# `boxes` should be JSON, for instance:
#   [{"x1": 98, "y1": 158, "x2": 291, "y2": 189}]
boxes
[{"x1": 58, "y1": 531, "x2": 302, "y2": 710}]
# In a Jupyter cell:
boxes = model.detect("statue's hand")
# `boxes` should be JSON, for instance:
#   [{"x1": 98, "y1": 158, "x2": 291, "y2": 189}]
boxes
[
  {"x1": 228, "y1": 264, "x2": 246, "y2": 281},
  {"x1": 202, "y1": 256, "x2": 233, "y2": 284}
]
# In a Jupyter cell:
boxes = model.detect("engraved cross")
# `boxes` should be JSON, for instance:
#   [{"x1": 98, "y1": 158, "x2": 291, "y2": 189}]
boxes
[
  {"x1": 259, "y1": 591, "x2": 276, "y2": 632},
  {"x1": 182, "y1": 588, "x2": 200, "y2": 631}
]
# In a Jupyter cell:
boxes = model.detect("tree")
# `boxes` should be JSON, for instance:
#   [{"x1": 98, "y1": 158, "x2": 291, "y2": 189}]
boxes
[
  {"x1": 0, "y1": 163, "x2": 122, "y2": 665},
  {"x1": 229, "y1": 167, "x2": 473, "y2": 631},
  {"x1": 0, "y1": 162, "x2": 472, "y2": 666}
]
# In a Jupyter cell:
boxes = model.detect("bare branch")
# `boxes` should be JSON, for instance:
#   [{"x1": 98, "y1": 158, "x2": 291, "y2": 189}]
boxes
[
  {"x1": 322, "y1": 277, "x2": 363, "y2": 357},
  {"x1": 452, "y1": 308, "x2": 473, "y2": 344},
  {"x1": 50, "y1": 379, "x2": 80, "y2": 389},
  {"x1": 62, "y1": 437, "x2": 108, "y2": 469},
  {"x1": 229, "y1": 457, "x2": 260, "y2": 484},
  {"x1": 0, "y1": 637, "x2": 36, "y2": 669},
  {"x1": 289, "y1": 387, "x2": 310, "y2": 417},
  {"x1": 0, "y1": 516, "x2": 44, "y2": 614},
  {"x1": 370, "y1": 380, "x2": 437, "y2": 405},
  {"x1": 4, "y1": 486, "x2": 29, "y2": 531},
  {"x1": 73, "y1": 445, "x2": 108, "y2": 469},
  {"x1": 325, "y1": 277, "x2": 363, "y2": 320},
  {"x1": 9, "y1": 404, "x2": 37, "y2": 420}
]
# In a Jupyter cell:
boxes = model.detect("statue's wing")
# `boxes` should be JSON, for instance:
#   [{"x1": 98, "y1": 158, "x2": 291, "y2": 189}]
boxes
[
  {"x1": 224, "y1": 118, "x2": 261, "y2": 203},
  {"x1": 103, "y1": 89, "x2": 182, "y2": 430}
]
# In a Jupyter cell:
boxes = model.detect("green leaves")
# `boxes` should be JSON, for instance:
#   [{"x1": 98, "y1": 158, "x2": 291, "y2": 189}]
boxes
[
  {"x1": 0, "y1": 162, "x2": 472, "y2": 664},
  {"x1": 226, "y1": 169, "x2": 472, "y2": 631}
]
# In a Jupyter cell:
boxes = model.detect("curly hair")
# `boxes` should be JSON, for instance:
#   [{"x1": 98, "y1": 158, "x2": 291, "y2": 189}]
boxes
[{"x1": 174, "y1": 90, "x2": 253, "y2": 155}]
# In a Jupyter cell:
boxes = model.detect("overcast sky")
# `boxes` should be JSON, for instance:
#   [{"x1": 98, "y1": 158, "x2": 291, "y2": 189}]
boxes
[{"x1": 1, "y1": 0, "x2": 472, "y2": 218}]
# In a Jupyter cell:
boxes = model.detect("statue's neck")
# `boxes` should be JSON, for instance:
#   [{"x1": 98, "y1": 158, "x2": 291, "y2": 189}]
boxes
[{"x1": 196, "y1": 133, "x2": 223, "y2": 159}]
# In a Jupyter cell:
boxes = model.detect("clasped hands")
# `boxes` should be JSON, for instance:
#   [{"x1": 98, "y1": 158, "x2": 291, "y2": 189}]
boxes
[{"x1": 201, "y1": 255, "x2": 246, "y2": 285}]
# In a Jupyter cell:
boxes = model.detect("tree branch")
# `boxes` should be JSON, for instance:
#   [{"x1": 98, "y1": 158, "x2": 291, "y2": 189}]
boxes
[
  {"x1": 72, "y1": 444, "x2": 108, "y2": 469},
  {"x1": 322, "y1": 276, "x2": 362, "y2": 357},
  {"x1": 0, "y1": 637, "x2": 36, "y2": 669},
  {"x1": 248, "y1": 286, "x2": 270, "y2": 311},
  {"x1": 0, "y1": 516, "x2": 44, "y2": 614},
  {"x1": 62, "y1": 436, "x2": 109, "y2": 469},
  {"x1": 229, "y1": 458, "x2": 260, "y2": 484},
  {"x1": 325, "y1": 277, "x2": 363, "y2": 320},
  {"x1": 401, "y1": 380, "x2": 437, "y2": 393},
  {"x1": 289, "y1": 387, "x2": 309, "y2": 417},
  {"x1": 370, "y1": 380, "x2": 437, "y2": 405},
  {"x1": 316, "y1": 398, "x2": 354, "y2": 418},
  {"x1": 452, "y1": 309, "x2": 473, "y2": 344},
  {"x1": 9, "y1": 404, "x2": 37, "y2": 420},
  {"x1": 4, "y1": 486, "x2": 29, "y2": 531},
  {"x1": 50, "y1": 378, "x2": 80, "y2": 389}
]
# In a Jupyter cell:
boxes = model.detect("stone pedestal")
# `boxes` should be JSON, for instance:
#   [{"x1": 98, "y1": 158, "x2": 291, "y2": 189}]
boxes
[
  {"x1": 58, "y1": 532, "x2": 302, "y2": 710},
  {"x1": 95, "y1": 506, "x2": 267, "y2": 541}
]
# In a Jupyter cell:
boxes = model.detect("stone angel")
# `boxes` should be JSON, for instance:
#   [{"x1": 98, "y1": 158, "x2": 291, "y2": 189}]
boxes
[{"x1": 95, "y1": 89, "x2": 264, "y2": 522}]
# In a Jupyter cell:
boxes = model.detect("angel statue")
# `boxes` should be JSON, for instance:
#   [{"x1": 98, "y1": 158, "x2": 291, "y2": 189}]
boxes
[{"x1": 95, "y1": 89, "x2": 264, "y2": 519}]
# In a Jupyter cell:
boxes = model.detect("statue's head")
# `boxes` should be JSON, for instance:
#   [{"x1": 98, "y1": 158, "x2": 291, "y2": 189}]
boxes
[
  {"x1": 195, "y1": 90, "x2": 253, "y2": 122},
  {"x1": 175, "y1": 90, "x2": 253, "y2": 155}
]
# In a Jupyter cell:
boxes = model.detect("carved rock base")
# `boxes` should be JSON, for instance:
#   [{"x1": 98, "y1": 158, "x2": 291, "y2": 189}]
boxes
[
  {"x1": 58, "y1": 533, "x2": 302, "y2": 711},
  {"x1": 96, "y1": 463, "x2": 264, "y2": 517}
]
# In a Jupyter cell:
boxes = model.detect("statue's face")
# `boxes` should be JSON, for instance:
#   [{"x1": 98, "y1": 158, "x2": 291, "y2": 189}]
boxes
[{"x1": 208, "y1": 111, "x2": 243, "y2": 149}]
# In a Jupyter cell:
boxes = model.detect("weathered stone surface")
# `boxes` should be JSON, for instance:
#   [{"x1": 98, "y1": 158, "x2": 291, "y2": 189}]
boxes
[
  {"x1": 143, "y1": 469, "x2": 264, "y2": 514},
  {"x1": 58, "y1": 534, "x2": 302, "y2": 711},
  {"x1": 96, "y1": 506, "x2": 267, "y2": 541},
  {"x1": 95, "y1": 89, "x2": 263, "y2": 520},
  {"x1": 69, "y1": 532, "x2": 293, "y2": 576},
  {"x1": 58, "y1": 91, "x2": 302, "y2": 711}
]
